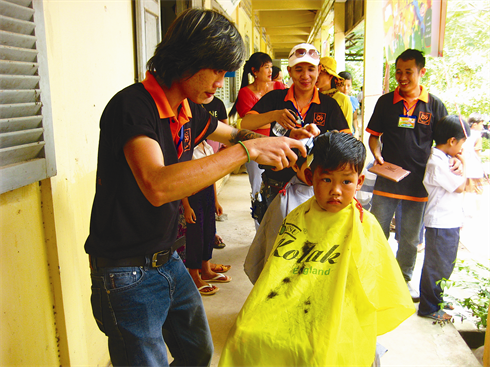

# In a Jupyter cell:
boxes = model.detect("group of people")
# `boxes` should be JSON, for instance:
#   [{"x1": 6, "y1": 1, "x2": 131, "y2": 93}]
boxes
[{"x1": 83, "y1": 7, "x2": 484, "y2": 367}]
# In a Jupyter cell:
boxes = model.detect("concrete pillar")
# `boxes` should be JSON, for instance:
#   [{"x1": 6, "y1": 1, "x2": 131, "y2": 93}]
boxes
[
  {"x1": 334, "y1": 1, "x2": 346, "y2": 71},
  {"x1": 361, "y1": 0, "x2": 384, "y2": 146},
  {"x1": 312, "y1": 38, "x2": 322, "y2": 53},
  {"x1": 321, "y1": 25, "x2": 329, "y2": 57}
]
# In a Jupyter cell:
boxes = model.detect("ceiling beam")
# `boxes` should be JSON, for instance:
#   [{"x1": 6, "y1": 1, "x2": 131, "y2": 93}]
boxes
[
  {"x1": 266, "y1": 27, "x2": 311, "y2": 36},
  {"x1": 269, "y1": 35, "x2": 309, "y2": 44},
  {"x1": 308, "y1": 0, "x2": 335, "y2": 42},
  {"x1": 252, "y1": 0, "x2": 322, "y2": 11},
  {"x1": 259, "y1": 10, "x2": 316, "y2": 28}
]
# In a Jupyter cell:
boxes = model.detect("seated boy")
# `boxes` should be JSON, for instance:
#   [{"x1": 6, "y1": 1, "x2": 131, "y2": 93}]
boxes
[
  {"x1": 244, "y1": 151, "x2": 314, "y2": 284},
  {"x1": 219, "y1": 132, "x2": 414, "y2": 367},
  {"x1": 418, "y1": 115, "x2": 469, "y2": 321}
]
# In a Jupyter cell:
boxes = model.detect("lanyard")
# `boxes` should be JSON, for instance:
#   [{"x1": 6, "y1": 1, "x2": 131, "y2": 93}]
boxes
[
  {"x1": 175, "y1": 125, "x2": 184, "y2": 149},
  {"x1": 291, "y1": 100, "x2": 313, "y2": 127},
  {"x1": 403, "y1": 100, "x2": 418, "y2": 116}
]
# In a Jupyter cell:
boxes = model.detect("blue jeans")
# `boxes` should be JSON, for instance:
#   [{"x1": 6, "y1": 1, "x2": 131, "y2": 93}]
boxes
[
  {"x1": 370, "y1": 195, "x2": 426, "y2": 281},
  {"x1": 90, "y1": 252, "x2": 213, "y2": 366},
  {"x1": 418, "y1": 227, "x2": 460, "y2": 316},
  {"x1": 395, "y1": 203, "x2": 424, "y2": 244}
]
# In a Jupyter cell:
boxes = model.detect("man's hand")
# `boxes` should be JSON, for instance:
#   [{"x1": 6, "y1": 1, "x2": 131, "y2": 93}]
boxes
[
  {"x1": 274, "y1": 109, "x2": 298, "y2": 130},
  {"x1": 244, "y1": 136, "x2": 307, "y2": 171},
  {"x1": 368, "y1": 134, "x2": 384, "y2": 165},
  {"x1": 289, "y1": 124, "x2": 321, "y2": 140}
]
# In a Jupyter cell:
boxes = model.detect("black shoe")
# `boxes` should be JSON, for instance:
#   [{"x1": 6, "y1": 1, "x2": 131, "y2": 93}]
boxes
[
  {"x1": 213, "y1": 235, "x2": 226, "y2": 249},
  {"x1": 407, "y1": 281, "x2": 420, "y2": 303}
]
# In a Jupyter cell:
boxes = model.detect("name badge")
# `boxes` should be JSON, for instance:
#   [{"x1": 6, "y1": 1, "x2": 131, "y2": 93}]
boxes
[{"x1": 398, "y1": 115, "x2": 416, "y2": 129}]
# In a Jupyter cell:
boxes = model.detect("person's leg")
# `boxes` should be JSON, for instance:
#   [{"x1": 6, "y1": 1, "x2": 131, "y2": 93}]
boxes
[
  {"x1": 185, "y1": 192, "x2": 205, "y2": 271},
  {"x1": 418, "y1": 228, "x2": 459, "y2": 317},
  {"x1": 202, "y1": 186, "x2": 216, "y2": 261},
  {"x1": 395, "y1": 202, "x2": 402, "y2": 242},
  {"x1": 370, "y1": 194, "x2": 400, "y2": 239},
  {"x1": 186, "y1": 190, "x2": 220, "y2": 293},
  {"x1": 397, "y1": 200, "x2": 426, "y2": 281},
  {"x1": 90, "y1": 259, "x2": 178, "y2": 366},
  {"x1": 199, "y1": 186, "x2": 230, "y2": 282},
  {"x1": 162, "y1": 254, "x2": 214, "y2": 366}
]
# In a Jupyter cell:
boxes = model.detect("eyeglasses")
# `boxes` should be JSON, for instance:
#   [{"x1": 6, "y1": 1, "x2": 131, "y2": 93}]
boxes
[{"x1": 289, "y1": 48, "x2": 320, "y2": 60}]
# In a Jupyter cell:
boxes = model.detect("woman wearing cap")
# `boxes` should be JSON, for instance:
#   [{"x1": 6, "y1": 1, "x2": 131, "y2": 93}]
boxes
[
  {"x1": 316, "y1": 56, "x2": 353, "y2": 131},
  {"x1": 240, "y1": 43, "x2": 350, "y2": 216}
]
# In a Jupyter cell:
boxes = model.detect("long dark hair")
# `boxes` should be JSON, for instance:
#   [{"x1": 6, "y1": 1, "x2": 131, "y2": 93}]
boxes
[
  {"x1": 229, "y1": 52, "x2": 272, "y2": 118},
  {"x1": 147, "y1": 9, "x2": 245, "y2": 88}
]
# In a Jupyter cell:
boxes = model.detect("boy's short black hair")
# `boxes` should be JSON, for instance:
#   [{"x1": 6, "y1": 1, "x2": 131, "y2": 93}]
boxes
[
  {"x1": 433, "y1": 115, "x2": 471, "y2": 145},
  {"x1": 338, "y1": 71, "x2": 352, "y2": 81},
  {"x1": 395, "y1": 49, "x2": 425, "y2": 70},
  {"x1": 309, "y1": 131, "x2": 366, "y2": 174},
  {"x1": 147, "y1": 9, "x2": 245, "y2": 88}
]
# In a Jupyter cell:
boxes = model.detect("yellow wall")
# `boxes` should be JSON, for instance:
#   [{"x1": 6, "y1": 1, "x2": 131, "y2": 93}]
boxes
[
  {"x1": 0, "y1": 0, "x2": 135, "y2": 365},
  {"x1": 0, "y1": 183, "x2": 59, "y2": 365},
  {"x1": 238, "y1": 6, "x2": 254, "y2": 58}
]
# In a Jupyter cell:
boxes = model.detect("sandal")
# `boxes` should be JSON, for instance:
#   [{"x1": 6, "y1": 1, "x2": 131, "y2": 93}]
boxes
[
  {"x1": 214, "y1": 235, "x2": 226, "y2": 249},
  {"x1": 198, "y1": 284, "x2": 219, "y2": 296},
  {"x1": 201, "y1": 273, "x2": 232, "y2": 283},
  {"x1": 443, "y1": 302, "x2": 455, "y2": 310},
  {"x1": 420, "y1": 309, "x2": 452, "y2": 321},
  {"x1": 210, "y1": 264, "x2": 231, "y2": 273}
]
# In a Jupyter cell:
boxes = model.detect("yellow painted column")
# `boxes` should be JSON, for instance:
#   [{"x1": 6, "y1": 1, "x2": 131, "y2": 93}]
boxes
[
  {"x1": 334, "y1": 1, "x2": 346, "y2": 71},
  {"x1": 361, "y1": 0, "x2": 384, "y2": 148}
]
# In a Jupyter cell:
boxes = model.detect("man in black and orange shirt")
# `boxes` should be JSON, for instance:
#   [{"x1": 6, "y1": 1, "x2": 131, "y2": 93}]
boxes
[
  {"x1": 366, "y1": 49, "x2": 448, "y2": 301},
  {"x1": 241, "y1": 43, "x2": 350, "y2": 218},
  {"x1": 85, "y1": 9, "x2": 309, "y2": 366}
]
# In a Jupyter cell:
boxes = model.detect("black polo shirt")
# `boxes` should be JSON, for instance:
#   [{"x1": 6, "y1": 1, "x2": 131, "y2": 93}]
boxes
[
  {"x1": 85, "y1": 74, "x2": 217, "y2": 259},
  {"x1": 366, "y1": 86, "x2": 447, "y2": 201},
  {"x1": 248, "y1": 86, "x2": 350, "y2": 183}
]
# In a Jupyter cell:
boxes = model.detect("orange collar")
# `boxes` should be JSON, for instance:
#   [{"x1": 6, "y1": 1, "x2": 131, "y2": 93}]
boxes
[
  {"x1": 142, "y1": 71, "x2": 192, "y2": 123},
  {"x1": 393, "y1": 85, "x2": 429, "y2": 104},
  {"x1": 285, "y1": 85, "x2": 320, "y2": 116}
]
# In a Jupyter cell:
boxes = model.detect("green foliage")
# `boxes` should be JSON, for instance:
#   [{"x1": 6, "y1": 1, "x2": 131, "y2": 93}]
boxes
[
  {"x1": 344, "y1": 61, "x2": 364, "y2": 94},
  {"x1": 482, "y1": 137, "x2": 490, "y2": 152},
  {"x1": 422, "y1": 1, "x2": 490, "y2": 117},
  {"x1": 383, "y1": 0, "x2": 490, "y2": 117},
  {"x1": 441, "y1": 259, "x2": 490, "y2": 329}
]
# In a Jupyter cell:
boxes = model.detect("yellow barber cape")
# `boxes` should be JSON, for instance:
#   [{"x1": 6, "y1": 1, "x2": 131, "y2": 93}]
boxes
[{"x1": 219, "y1": 198, "x2": 414, "y2": 367}]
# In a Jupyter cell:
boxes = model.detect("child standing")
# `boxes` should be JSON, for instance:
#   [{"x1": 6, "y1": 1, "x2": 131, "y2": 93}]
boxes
[
  {"x1": 183, "y1": 140, "x2": 231, "y2": 296},
  {"x1": 219, "y1": 132, "x2": 414, "y2": 367},
  {"x1": 418, "y1": 115, "x2": 469, "y2": 321}
]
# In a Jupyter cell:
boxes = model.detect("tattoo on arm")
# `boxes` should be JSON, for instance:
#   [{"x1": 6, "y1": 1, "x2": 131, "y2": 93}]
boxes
[{"x1": 229, "y1": 128, "x2": 266, "y2": 144}]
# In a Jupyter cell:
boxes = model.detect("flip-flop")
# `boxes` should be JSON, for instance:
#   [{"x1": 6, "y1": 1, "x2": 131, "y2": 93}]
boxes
[
  {"x1": 211, "y1": 264, "x2": 231, "y2": 273},
  {"x1": 198, "y1": 284, "x2": 219, "y2": 296},
  {"x1": 443, "y1": 302, "x2": 455, "y2": 310},
  {"x1": 202, "y1": 273, "x2": 232, "y2": 283},
  {"x1": 214, "y1": 235, "x2": 226, "y2": 249},
  {"x1": 420, "y1": 309, "x2": 452, "y2": 321}
]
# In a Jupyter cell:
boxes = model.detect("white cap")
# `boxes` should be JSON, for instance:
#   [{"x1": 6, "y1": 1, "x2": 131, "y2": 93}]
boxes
[{"x1": 288, "y1": 43, "x2": 320, "y2": 67}]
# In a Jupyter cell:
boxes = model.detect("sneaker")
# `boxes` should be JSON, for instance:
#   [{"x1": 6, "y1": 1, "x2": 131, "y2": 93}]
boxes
[
  {"x1": 407, "y1": 281, "x2": 420, "y2": 303},
  {"x1": 215, "y1": 213, "x2": 228, "y2": 222}
]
